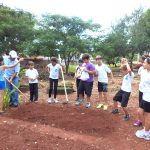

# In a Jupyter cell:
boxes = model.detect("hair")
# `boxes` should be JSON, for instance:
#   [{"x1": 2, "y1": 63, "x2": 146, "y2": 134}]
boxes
[
  {"x1": 28, "y1": 61, "x2": 34, "y2": 66},
  {"x1": 146, "y1": 57, "x2": 150, "y2": 64},
  {"x1": 82, "y1": 53, "x2": 90, "y2": 60},
  {"x1": 0, "y1": 56, "x2": 4, "y2": 66},
  {"x1": 78, "y1": 59, "x2": 83, "y2": 63},
  {"x1": 96, "y1": 55, "x2": 102, "y2": 59},
  {"x1": 51, "y1": 57, "x2": 58, "y2": 63},
  {"x1": 120, "y1": 65, "x2": 128, "y2": 71},
  {"x1": 141, "y1": 55, "x2": 146, "y2": 61}
]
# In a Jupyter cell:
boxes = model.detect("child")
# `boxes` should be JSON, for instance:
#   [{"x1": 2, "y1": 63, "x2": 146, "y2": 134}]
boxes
[
  {"x1": 95, "y1": 55, "x2": 114, "y2": 110},
  {"x1": 112, "y1": 60, "x2": 134, "y2": 121},
  {"x1": 0, "y1": 56, "x2": 22, "y2": 112},
  {"x1": 76, "y1": 53, "x2": 96, "y2": 108},
  {"x1": 25, "y1": 61, "x2": 39, "y2": 102},
  {"x1": 134, "y1": 55, "x2": 146, "y2": 126},
  {"x1": 136, "y1": 57, "x2": 150, "y2": 140},
  {"x1": 75, "y1": 59, "x2": 84, "y2": 101},
  {"x1": 46, "y1": 57, "x2": 61, "y2": 103}
]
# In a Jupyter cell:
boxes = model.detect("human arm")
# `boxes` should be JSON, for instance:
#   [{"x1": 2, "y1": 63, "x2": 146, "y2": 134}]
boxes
[
  {"x1": 83, "y1": 64, "x2": 96, "y2": 75},
  {"x1": 108, "y1": 72, "x2": 115, "y2": 83},
  {"x1": 84, "y1": 68, "x2": 96, "y2": 75},
  {"x1": 46, "y1": 64, "x2": 50, "y2": 73},
  {"x1": 1, "y1": 58, "x2": 23, "y2": 70}
]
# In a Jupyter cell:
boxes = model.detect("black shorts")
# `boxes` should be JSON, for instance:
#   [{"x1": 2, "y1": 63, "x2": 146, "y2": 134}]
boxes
[
  {"x1": 113, "y1": 90, "x2": 131, "y2": 107},
  {"x1": 140, "y1": 100, "x2": 150, "y2": 113},
  {"x1": 78, "y1": 81, "x2": 93, "y2": 97},
  {"x1": 98, "y1": 82, "x2": 108, "y2": 92},
  {"x1": 139, "y1": 91, "x2": 143, "y2": 108}
]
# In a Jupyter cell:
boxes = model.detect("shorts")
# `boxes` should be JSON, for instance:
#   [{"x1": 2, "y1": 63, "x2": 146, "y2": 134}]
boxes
[
  {"x1": 140, "y1": 100, "x2": 150, "y2": 113},
  {"x1": 78, "y1": 81, "x2": 93, "y2": 97},
  {"x1": 98, "y1": 82, "x2": 108, "y2": 92},
  {"x1": 113, "y1": 90, "x2": 131, "y2": 107},
  {"x1": 139, "y1": 91, "x2": 143, "y2": 108},
  {"x1": 0, "y1": 81, "x2": 6, "y2": 90}
]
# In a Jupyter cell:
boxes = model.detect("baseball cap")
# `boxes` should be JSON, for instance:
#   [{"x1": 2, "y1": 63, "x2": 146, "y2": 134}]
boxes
[{"x1": 9, "y1": 50, "x2": 18, "y2": 58}]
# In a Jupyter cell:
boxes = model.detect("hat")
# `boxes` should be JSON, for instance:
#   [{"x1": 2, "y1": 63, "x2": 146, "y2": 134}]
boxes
[{"x1": 9, "y1": 50, "x2": 18, "y2": 58}]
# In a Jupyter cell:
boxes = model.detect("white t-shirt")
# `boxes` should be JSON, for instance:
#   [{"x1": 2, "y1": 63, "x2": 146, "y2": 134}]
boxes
[
  {"x1": 138, "y1": 66, "x2": 144, "y2": 76},
  {"x1": 79, "y1": 66, "x2": 89, "y2": 81},
  {"x1": 121, "y1": 72, "x2": 134, "y2": 92},
  {"x1": 25, "y1": 68, "x2": 39, "y2": 83},
  {"x1": 75, "y1": 66, "x2": 82, "y2": 79},
  {"x1": 95, "y1": 64, "x2": 111, "y2": 83},
  {"x1": 47, "y1": 64, "x2": 61, "y2": 79},
  {"x1": 139, "y1": 67, "x2": 147, "y2": 92},
  {"x1": 141, "y1": 70, "x2": 150, "y2": 102}
]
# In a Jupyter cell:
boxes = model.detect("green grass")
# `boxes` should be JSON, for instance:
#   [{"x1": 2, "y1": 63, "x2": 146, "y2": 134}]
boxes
[{"x1": 68, "y1": 64, "x2": 77, "y2": 73}]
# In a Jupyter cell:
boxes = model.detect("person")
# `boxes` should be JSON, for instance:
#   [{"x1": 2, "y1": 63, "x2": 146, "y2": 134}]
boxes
[
  {"x1": 76, "y1": 53, "x2": 96, "y2": 108},
  {"x1": 25, "y1": 61, "x2": 39, "y2": 102},
  {"x1": 134, "y1": 55, "x2": 146, "y2": 126},
  {"x1": 95, "y1": 55, "x2": 114, "y2": 110},
  {"x1": 74, "y1": 59, "x2": 84, "y2": 101},
  {"x1": 135, "y1": 57, "x2": 150, "y2": 140},
  {"x1": 0, "y1": 56, "x2": 22, "y2": 112},
  {"x1": 4, "y1": 50, "x2": 20, "y2": 107},
  {"x1": 46, "y1": 57, "x2": 61, "y2": 103},
  {"x1": 112, "y1": 60, "x2": 134, "y2": 121}
]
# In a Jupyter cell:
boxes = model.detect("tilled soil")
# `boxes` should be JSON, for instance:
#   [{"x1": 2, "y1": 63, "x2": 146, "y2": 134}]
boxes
[{"x1": 0, "y1": 76, "x2": 149, "y2": 150}]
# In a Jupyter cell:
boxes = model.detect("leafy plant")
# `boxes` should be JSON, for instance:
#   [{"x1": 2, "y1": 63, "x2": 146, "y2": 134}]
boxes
[{"x1": 3, "y1": 84, "x2": 20, "y2": 110}]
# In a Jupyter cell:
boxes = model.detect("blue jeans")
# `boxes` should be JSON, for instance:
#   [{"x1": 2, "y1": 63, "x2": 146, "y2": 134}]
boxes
[{"x1": 6, "y1": 77, "x2": 19, "y2": 106}]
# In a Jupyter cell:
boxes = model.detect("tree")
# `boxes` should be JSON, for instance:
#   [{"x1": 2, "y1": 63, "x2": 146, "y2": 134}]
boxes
[
  {"x1": 35, "y1": 14, "x2": 101, "y2": 73},
  {"x1": 0, "y1": 4, "x2": 36, "y2": 53}
]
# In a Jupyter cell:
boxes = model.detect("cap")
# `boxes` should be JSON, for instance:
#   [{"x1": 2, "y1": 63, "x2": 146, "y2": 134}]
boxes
[{"x1": 9, "y1": 50, "x2": 18, "y2": 58}]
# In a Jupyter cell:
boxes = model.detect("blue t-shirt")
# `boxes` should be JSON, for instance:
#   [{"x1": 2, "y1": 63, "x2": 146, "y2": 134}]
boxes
[
  {"x1": 0, "y1": 66, "x2": 4, "y2": 81},
  {"x1": 4, "y1": 58, "x2": 20, "y2": 78}
]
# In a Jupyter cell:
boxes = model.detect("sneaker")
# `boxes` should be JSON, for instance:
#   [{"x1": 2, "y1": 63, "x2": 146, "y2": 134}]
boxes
[
  {"x1": 75, "y1": 97, "x2": 79, "y2": 101},
  {"x1": 123, "y1": 114, "x2": 130, "y2": 121},
  {"x1": 75, "y1": 99, "x2": 83, "y2": 106},
  {"x1": 96, "y1": 103, "x2": 104, "y2": 109},
  {"x1": 136, "y1": 129, "x2": 150, "y2": 140},
  {"x1": 48, "y1": 98, "x2": 52, "y2": 104},
  {"x1": 111, "y1": 109, "x2": 119, "y2": 114},
  {"x1": 53, "y1": 98, "x2": 59, "y2": 103},
  {"x1": 134, "y1": 120, "x2": 142, "y2": 127},
  {"x1": 85, "y1": 102, "x2": 91, "y2": 108},
  {"x1": 103, "y1": 105, "x2": 108, "y2": 110}
]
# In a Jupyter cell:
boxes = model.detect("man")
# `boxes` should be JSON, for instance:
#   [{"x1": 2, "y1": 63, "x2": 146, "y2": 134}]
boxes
[
  {"x1": 4, "y1": 50, "x2": 20, "y2": 107},
  {"x1": 76, "y1": 53, "x2": 96, "y2": 108}
]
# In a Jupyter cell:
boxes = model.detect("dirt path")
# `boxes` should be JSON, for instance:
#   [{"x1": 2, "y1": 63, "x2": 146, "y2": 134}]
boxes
[{"x1": 0, "y1": 103, "x2": 149, "y2": 150}]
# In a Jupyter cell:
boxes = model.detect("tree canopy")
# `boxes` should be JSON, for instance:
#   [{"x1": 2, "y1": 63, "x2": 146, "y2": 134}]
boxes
[{"x1": 0, "y1": 4, "x2": 150, "y2": 71}]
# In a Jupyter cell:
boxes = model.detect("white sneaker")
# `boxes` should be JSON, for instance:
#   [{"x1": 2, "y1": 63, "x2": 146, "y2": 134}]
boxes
[
  {"x1": 53, "y1": 98, "x2": 59, "y2": 103},
  {"x1": 85, "y1": 102, "x2": 91, "y2": 108},
  {"x1": 48, "y1": 98, "x2": 52, "y2": 104},
  {"x1": 136, "y1": 129, "x2": 150, "y2": 140}
]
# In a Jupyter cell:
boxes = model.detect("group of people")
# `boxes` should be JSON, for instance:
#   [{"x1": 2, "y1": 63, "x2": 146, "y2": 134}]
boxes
[
  {"x1": 0, "y1": 51, "x2": 150, "y2": 140},
  {"x1": 74, "y1": 53, "x2": 150, "y2": 140}
]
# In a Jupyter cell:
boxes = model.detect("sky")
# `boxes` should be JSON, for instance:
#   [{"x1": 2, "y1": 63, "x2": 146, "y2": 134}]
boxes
[{"x1": 0, "y1": 0, "x2": 150, "y2": 29}]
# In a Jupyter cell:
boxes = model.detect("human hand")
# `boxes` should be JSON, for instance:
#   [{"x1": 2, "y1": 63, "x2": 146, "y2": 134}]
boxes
[
  {"x1": 83, "y1": 68, "x2": 88, "y2": 72},
  {"x1": 9, "y1": 78, "x2": 13, "y2": 83},
  {"x1": 111, "y1": 79, "x2": 115, "y2": 84},
  {"x1": 19, "y1": 58, "x2": 24, "y2": 62}
]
